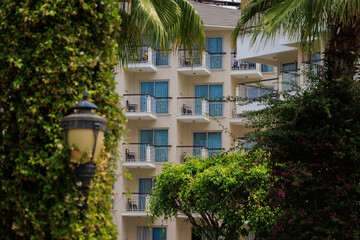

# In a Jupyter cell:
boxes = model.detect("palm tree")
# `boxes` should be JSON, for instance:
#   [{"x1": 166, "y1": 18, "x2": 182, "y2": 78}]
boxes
[
  {"x1": 118, "y1": 0, "x2": 205, "y2": 66},
  {"x1": 231, "y1": 0, "x2": 360, "y2": 81}
]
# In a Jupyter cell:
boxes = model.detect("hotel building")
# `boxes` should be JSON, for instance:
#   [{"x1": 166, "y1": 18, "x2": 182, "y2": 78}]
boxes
[{"x1": 112, "y1": 1, "x2": 323, "y2": 239}]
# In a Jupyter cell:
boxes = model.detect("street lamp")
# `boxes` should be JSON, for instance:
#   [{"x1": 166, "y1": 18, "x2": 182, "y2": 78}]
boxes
[{"x1": 62, "y1": 91, "x2": 107, "y2": 196}]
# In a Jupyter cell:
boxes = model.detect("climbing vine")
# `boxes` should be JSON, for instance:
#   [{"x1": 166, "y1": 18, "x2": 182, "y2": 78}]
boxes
[{"x1": 0, "y1": 1, "x2": 125, "y2": 239}]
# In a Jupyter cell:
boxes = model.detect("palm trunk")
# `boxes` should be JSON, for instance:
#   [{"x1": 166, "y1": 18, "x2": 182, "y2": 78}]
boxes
[{"x1": 326, "y1": 15, "x2": 360, "y2": 81}]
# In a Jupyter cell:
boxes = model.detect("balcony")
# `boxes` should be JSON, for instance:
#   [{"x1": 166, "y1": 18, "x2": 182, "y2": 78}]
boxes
[
  {"x1": 154, "y1": 50, "x2": 170, "y2": 66},
  {"x1": 231, "y1": 61, "x2": 263, "y2": 79},
  {"x1": 280, "y1": 71, "x2": 300, "y2": 92},
  {"x1": 123, "y1": 143, "x2": 156, "y2": 168},
  {"x1": 208, "y1": 52, "x2": 225, "y2": 70},
  {"x1": 177, "y1": 50, "x2": 211, "y2": 75},
  {"x1": 177, "y1": 146, "x2": 209, "y2": 163},
  {"x1": 124, "y1": 94, "x2": 157, "y2": 120},
  {"x1": 230, "y1": 79, "x2": 279, "y2": 124},
  {"x1": 127, "y1": 46, "x2": 157, "y2": 72},
  {"x1": 176, "y1": 97, "x2": 210, "y2": 123},
  {"x1": 122, "y1": 193, "x2": 151, "y2": 217},
  {"x1": 301, "y1": 59, "x2": 324, "y2": 86}
]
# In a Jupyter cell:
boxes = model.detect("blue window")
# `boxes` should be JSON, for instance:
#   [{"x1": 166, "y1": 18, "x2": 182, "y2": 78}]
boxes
[
  {"x1": 311, "y1": 52, "x2": 322, "y2": 75},
  {"x1": 139, "y1": 178, "x2": 154, "y2": 210},
  {"x1": 194, "y1": 132, "x2": 222, "y2": 157},
  {"x1": 153, "y1": 227, "x2": 166, "y2": 240},
  {"x1": 137, "y1": 226, "x2": 166, "y2": 240},
  {"x1": 261, "y1": 64, "x2": 274, "y2": 72},
  {"x1": 141, "y1": 81, "x2": 169, "y2": 114},
  {"x1": 140, "y1": 130, "x2": 168, "y2": 162},
  {"x1": 206, "y1": 37, "x2": 222, "y2": 69},
  {"x1": 247, "y1": 86, "x2": 274, "y2": 98},
  {"x1": 195, "y1": 85, "x2": 223, "y2": 116},
  {"x1": 282, "y1": 62, "x2": 298, "y2": 91},
  {"x1": 155, "y1": 51, "x2": 169, "y2": 66}
]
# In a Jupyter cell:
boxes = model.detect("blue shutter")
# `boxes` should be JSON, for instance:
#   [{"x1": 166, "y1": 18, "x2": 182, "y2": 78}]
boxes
[
  {"x1": 139, "y1": 178, "x2": 153, "y2": 210},
  {"x1": 140, "y1": 130, "x2": 153, "y2": 161},
  {"x1": 141, "y1": 82, "x2": 154, "y2": 112},
  {"x1": 195, "y1": 85, "x2": 208, "y2": 115},
  {"x1": 208, "y1": 132, "x2": 221, "y2": 157},
  {"x1": 154, "y1": 130, "x2": 168, "y2": 162},
  {"x1": 207, "y1": 37, "x2": 222, "y2": 69},
  {"x1": 209, "y1": 85, "x2": 223, "y2": 116},
  {"x1": 153, "y1": 228, "x2": 166, "y2": 240},
  {"x1": 155, "y1": 82, "x2": 169, "y2": 114},
  {"x1": 193, "y1": 133, "x2": 207, "y2": 156}
]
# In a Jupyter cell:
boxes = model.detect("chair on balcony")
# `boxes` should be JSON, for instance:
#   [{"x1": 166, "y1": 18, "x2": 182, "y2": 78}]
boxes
[
  {"x1": 180, "y1": 151, "x2": 187, "y2": 164},
  {"x1": 181, "y1": 104, "x2": 192, "y2": 115},
  {"x1": 127, "y1": 198, "x2": 137, "y2": 211},
  {"x1": 125, "y1": 149, "x2": 136, "y2": 162},
  {"x1": 126, "y1": 100, "x2": 136, "y2": 112}
]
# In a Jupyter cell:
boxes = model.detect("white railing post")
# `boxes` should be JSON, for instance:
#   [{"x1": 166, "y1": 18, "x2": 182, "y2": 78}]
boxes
[
  {"x1": 148, "y1": 48, "x2": 153, "y2": 64},
  {"x1": 147, "y1": 96, "x2": 151, "y2": 113},
  {"x1": 146, "y1": 145, "x2": 151, "y2": 162},
  {"x1": 279, "y1": 74, "x2": 284, "y2": 93},
  {"x1": 145, "y1": 195, "x2": 150, "y2": 210},
  {"x1": 201, "y1": 100, "x2": 207, "y2": 115},
  {"x1": 201, "y1": 148, "x2": 206, "y2": 158},
  {"x1": 299, "y1": 64, "x2": 305, "y2": 86},
  {"x1": 202, "y1": 51, "x2": 206, "y2": 67}
]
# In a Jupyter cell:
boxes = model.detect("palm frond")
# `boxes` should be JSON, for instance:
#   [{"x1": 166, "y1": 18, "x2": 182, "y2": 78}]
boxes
[
  {"x1": 231, "y1": 0, "x2": 360, "y2": 50},
  {"x1": 117, "y1": 0, "x2": 205, "y2": 67}
]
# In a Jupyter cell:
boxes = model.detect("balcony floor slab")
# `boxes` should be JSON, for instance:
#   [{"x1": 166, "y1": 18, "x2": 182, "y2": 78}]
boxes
[{"x1": 176, "y1": 115, "x2": 210, "y2": 123}]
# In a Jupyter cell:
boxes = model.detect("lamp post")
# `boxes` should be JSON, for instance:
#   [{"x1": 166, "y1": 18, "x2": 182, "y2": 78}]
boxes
[{"x1": 62, "y1": 91, "x2": 107, "y2": 197}]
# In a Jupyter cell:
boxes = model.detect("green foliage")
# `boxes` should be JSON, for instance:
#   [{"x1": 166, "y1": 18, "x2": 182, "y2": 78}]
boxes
[
  {"x1": 0, "y1": 1, "x2": 126, "y2": 239},
  {"x1": 247, "y1": 74, "x2": 360, "y2": 239},
  {"x1": 149, "y1": 151, "x2": 274, "y2": 240},
  {"x1": 117, "y1": 0, "x2": 205, "y2": 66}
]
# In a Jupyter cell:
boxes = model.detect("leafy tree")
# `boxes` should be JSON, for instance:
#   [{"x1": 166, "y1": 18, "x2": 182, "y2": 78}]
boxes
[
  {"x1": 231, "y1": 1, "x2": 360, "y2": 238},
  {"x1": 149, "y1": 151, "x2": 274, "y2": 240},
  {"x1": 232, "y1": 0, "x2": 360, "y2": 81},
  {"x1": 246, "y1": 72, "x2": 360, "y2": 239},
  {"x1": 117, "y1": 0, "x2": 205, "y2": 65},
  {"x1": 0, "y1": 1, "x2": 126, "y2": 239}
]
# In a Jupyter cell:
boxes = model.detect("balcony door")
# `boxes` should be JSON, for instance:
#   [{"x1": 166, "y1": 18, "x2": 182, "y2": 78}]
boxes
[
  {"x1": 194, "y1": 132, "x2": 221, "y2": 157},
  {"x1": 195, "y1": 85, "x2": 223, "y2": 116},
  {"x1": 139, "y1": 178, "x2": 153, "y2": 211},
  {"x1": 141, "y1": 81, "x2": 169, "y2": 114},
  {"x1": 140, "y1": 130, "x2": 168, "y2": 162},
  {"x1": 207, "y1": 37, "x2": 222, "y2": 69},
  {"x1": 282, "y1": 62, "x2": 297, "y2": 91}
]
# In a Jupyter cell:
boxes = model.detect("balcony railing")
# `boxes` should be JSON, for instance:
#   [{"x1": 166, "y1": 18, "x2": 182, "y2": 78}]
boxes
[
  {"x1": 130, "y1": 46, "x2": 156, "y2": 64},
  {"x1": 124, "y1": 94, "x2": 156, "y2": 114},
  {"x1": 178, "y1": 50, "x2": 210, "y2": 68},
  {"x1": 155, "y1": 97, "x2": 171, "y2": 114},
  {"x1": 124, "y1": 193, "x2": 151, "y2": 212},
  {"x1": 281, "y1": 71, "x2": 300, "y2": 91},
  {"x1": 124, "y1": 94, "x2": 171, "y2": 115},
  {"x1": 123, "y1": 143, "x2": 155, "y2": 163},
  {"x1": 177, "y1": 97, "x2": 209, "y2": 116},
  {"x1": 177, "y1": 146, "x2": 209, "y2": 163},
  {"x1": 232, "y1": 79, "x2": 280, "y2": 119},
  {"x1": 231, "y1": 60, "x2": 256, "y2": 70},
  {"x1": 123, "y1": 143, "x2": 170, "y2": 163},
  {"x1": 302, "y1": 59, "x2": 324, "y2": 83},
  {"x1": 154, "y1": 50, "x2": 169, "y2": 66},
  {"x1": 154, "y1": 145, "x2": 171, "y2": 162},
  {"x1": 209, "y1": 52, "x2": 225, "y2": 69},
  {"x1": 208, "y1": 148, "x2": 223, "y2": 158}
]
